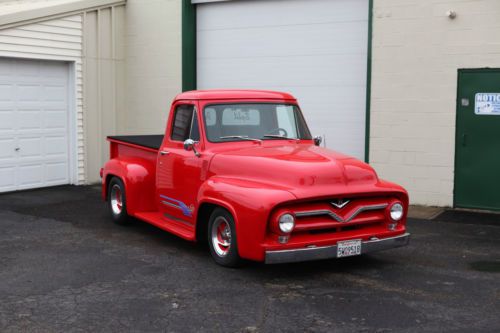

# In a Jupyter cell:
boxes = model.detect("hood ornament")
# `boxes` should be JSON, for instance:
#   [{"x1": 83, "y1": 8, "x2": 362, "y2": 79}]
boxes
[{"x1": 331, "y1": 199, "x2": 350, "y2": 209}]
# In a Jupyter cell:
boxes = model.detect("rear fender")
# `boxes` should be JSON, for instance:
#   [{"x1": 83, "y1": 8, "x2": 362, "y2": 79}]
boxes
[
  {"x1": 197, "y1": 177, "x2": 296, "y2": 261},
  {"x1": 103, "y1": 158, "x2": 156, "y2": 214}
]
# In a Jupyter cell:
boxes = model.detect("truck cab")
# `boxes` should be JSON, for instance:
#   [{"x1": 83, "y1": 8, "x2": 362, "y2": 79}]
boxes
[{"x1": 102, "y1": 90, "x2": 410, "y2": 266}]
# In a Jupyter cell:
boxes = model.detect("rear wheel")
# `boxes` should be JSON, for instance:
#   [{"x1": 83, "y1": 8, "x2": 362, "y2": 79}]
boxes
[
  {"x1": 208, "y1": 208, "x2": 241, "y2": 267},
  {"x1": 108, "y1": 177, "x2": 129, "y2": 225}
]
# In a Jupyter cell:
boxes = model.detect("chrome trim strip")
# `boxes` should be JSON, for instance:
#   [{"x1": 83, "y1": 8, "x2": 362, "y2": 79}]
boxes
[
  {"x1": 345, "y1": 204, "x2": 388, "y2": 222},
  {"x1": 163, "y1": 212, "x2": 193, "y2": 226},
  {"x1": 265, "y1": 233, "x2": 410, "y2": 264},
  {"x1": 295, "y1": 210, "x2": 344, "y2": 222},
  {"x1": 295, "y1": 203, "x2": 388, "y2": 223}
]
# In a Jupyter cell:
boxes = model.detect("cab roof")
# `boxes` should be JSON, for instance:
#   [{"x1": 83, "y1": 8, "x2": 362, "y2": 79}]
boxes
[{"x1": 174, "y1": 89, "x2": 297, "y2": 101}]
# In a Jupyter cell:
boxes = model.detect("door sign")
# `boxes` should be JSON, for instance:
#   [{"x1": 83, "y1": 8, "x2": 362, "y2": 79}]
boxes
[{"x1": 474, "y1": 93, "x2": 500, "y2": 115}]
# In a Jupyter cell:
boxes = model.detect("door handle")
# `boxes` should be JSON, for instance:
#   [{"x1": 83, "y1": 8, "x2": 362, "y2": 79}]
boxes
[
  {"x1": 160, "y1": 150, "x2": 170, "y2": 156},
  {"x1": 462, "y1": 134, "x2": 467, "y2": 147}
]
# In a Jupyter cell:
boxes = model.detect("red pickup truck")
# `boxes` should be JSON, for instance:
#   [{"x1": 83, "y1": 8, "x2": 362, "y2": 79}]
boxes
[{"x1": 101, "y1": 90, "x2": 410, "y2": 266}]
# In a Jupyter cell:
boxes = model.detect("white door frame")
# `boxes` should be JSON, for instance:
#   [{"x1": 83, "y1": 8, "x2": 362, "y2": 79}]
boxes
[{"x1": 67, "y1": 60, "x2": 78, "y2": 185}]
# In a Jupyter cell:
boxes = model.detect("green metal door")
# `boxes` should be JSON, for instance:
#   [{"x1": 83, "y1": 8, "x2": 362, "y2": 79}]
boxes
[{"x1": 455, "y1": 69, "x2": 500, "y2": 211}]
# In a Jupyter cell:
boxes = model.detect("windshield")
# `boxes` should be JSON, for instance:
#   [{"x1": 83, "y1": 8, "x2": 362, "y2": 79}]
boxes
[{"x1": 203, "y1": 103, "x2": 312, "y2": 142}]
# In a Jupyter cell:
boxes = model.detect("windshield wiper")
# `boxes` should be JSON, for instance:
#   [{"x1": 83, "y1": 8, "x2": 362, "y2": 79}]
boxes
[
  {"x1": 262, "y1": 134, "x2": 299, "y2": 140},
  {"x1": 219, "y1": 135, "x2": 262, "y2": 142}
]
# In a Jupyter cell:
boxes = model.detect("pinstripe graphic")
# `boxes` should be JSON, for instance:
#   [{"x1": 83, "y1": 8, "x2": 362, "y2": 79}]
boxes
[{"x1": 159, "y1": 195, "x2": 193, "y2": 217}]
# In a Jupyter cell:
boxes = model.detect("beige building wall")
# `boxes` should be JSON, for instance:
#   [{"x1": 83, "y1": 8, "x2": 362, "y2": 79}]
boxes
[
  {"x1": 370, "y1": 0, "x2": 500, "y2": 206},
  {"x1": 120, "y1": 0, "x2": 182, "y2": 135},
  {"x1": 83, "y1": 5, "x2": 126, "y2": 183},
  {"x1": 84, "y1": 0, "x2": 182, "y2": 183}
]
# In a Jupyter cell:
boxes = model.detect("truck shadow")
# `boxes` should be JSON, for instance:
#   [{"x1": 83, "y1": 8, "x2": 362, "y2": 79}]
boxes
[
  {"x1": 122, "y1": 215, "x2": 402, "y2": 277},
  {"x1": 243, "y1": 254, "x2": 396, "y2": 277},
  {"x1": 123, "y1": 215, "x2": 399, "y2": 278}
]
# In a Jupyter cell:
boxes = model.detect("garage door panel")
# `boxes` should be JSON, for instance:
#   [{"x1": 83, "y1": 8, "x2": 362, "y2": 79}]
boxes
[
  {"x1": 43, "y1": 110, "x2": 67, "y2": 129},
  {"x1": 17, "y1": 110, "x2": 42, "y2": 130},
  {"x1": 0, "y1": 166, "x2": 16, "y2": 189},
  {"x1": 197, "y1": 0, "x2": 368, "y2": 159},
  {"x1": 40, "y1": 61, "x2": 68, "y2": 78},
  {"x1": 199, "y1": 54, "x2": 367, "y2": 87},
  {"x1": 46, "y1": 162, "x2": 68, "y2": 183},
  {"x1": 0, "y1": 84, "x2": 13, "y2": 100},
  {"x1": 17, "y1": 84, "x2": 40, "y2": 101},
  {"x1": 0, "y1": 109, "x2": 15, "y2": 131},
  {"x1": 18, "y1": 137, "x2": 42, "y2": 158},
  {"x1": 198, "y1": 22, "x2": 367, "y2": 59},
  {"x1": 0, "y1": 59, "x2": 13, "y2": 76},
  {"x1": 17, "y1": 164, "x2": 43, "y2": 187},
  {"x1": 15, "y1": 59, "x2": 41, "y2": 77},
  {"x1": 0, "y1": 138, "x2": 16, "y2": 159},
  {"x1": 197, "y1": 0, "x2": 366, "y2": 30},
  {"x1": 43, "y1": 85, "x2": 67, "y2": 102},
  {"x1": 0, "y1": 57, "x2": 71, "y2": 192},
  {"x1": 45, "y1": 136, "x2": 68, "y2": 156},
  {"x1": 297, "y1": 86, "x2": 366, "y2": 106}
]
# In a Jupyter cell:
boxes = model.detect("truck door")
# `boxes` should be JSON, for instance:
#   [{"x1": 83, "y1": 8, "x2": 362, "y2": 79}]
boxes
[{"x1": 156, "y1": 103, "x2": 204, "y2": 227}]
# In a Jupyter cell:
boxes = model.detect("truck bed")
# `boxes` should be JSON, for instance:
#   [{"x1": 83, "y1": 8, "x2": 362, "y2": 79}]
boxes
[{"x1": 107, "y1": 135, "x2": 164, "y2": 150}]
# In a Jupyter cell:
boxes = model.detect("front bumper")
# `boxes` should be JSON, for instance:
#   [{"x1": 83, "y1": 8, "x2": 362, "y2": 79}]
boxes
[{"x1": 265, "y1": 233, "x2": 410, "y2": 264}]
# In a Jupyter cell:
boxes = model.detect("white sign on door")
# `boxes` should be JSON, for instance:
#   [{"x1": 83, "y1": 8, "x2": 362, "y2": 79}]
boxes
[{"x1": 475, "y1": 93, "x2": 500, "y2": 115}]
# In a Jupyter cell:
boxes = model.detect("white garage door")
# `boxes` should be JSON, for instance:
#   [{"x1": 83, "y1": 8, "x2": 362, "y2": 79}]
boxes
[
  {"x1": 0, "y1": 58, "x2": 71, "y2": 193},
  {"x1": 197, "y1": 0, "x2": 369, "y2": 159}
]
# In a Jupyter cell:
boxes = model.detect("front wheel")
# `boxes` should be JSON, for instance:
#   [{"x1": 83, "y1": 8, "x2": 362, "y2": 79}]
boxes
[
  {"x1": 107, "y1": 177, "x2": 130, "y2": 225},
  {"x1": 208, "y1": 208, "x2": 241, "y2": 267}
]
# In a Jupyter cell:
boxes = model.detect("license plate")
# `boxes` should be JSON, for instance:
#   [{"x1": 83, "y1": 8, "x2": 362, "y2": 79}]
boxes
[{"x1": 337, "y1": 239, "x2": 362, "y2": 258}]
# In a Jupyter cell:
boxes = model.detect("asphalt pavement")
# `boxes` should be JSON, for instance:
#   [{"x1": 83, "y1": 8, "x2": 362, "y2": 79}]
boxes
[{"x1": 0, "y1": 185, "x2": 499, "y2": 333}]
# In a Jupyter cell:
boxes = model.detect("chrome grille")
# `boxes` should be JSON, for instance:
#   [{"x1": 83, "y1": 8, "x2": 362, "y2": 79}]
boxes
[{"x1": 295, "y1": 203, "x2": 388, "y2": 223}]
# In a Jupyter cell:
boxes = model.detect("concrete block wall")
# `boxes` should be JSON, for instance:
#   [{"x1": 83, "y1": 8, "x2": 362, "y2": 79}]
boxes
[{"x1": 370, "y1": 0, "x2": 500, "y2": 206}]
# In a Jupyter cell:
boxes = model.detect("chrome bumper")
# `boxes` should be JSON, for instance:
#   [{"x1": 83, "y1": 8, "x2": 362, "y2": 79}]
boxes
[{"x1": 265, "y1": 233, "x2": 410, "y2": 264}]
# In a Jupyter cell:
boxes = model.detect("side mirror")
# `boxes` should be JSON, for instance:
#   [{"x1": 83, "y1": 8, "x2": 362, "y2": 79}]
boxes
[
  {"x1": 183, "y1": 139, "x2": 201, "y2": 157},
  {"x1": 313, "y1": 135, "x2": 322, "y2": 146}
]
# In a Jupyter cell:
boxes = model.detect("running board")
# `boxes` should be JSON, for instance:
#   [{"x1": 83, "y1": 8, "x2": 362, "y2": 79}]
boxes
[{"x1": 133, "y1": 211, "x2": 196, "y2": 241}]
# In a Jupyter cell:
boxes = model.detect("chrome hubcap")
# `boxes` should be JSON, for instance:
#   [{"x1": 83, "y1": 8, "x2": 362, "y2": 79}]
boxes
[
  {"x1": 110, "y1": 184, "x2": 123, "y2": 215},
  {"x1": 211, "y1": 217, "x2": 231, "y2": 257}
]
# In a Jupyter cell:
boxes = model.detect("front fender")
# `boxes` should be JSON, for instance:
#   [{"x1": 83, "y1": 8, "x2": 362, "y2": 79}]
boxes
[
  {"x1": 197, "y1": 176, "x2": 297, "y2": 261},
  {"x1": 103, "y1": 157, "x2": 156, "y2": 215}
]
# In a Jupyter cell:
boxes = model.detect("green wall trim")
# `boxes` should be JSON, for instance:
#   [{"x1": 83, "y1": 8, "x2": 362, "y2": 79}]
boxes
[
  {"x1": 182, "y1": 0, "x2": 197, "y2": 92},
  {"x1": 364, "y1": 0, "x2": 373, "y2": 163}
]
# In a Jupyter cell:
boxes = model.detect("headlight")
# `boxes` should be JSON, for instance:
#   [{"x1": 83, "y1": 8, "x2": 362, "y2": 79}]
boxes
[
  {"x1": 278, "y1": 213, "x2": 295, "y2": 233},
  {"x1": 390, "y1": 203, "x2": 404, "y2": 221}
]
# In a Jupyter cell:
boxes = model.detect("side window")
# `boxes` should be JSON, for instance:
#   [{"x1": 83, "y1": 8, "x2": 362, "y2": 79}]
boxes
[
  {"x1": 171, "y1": 104, "x2": 200, "y2": 141},
  {"x1": 276, "y1": 105, "x2": 299, "y2": 138}
]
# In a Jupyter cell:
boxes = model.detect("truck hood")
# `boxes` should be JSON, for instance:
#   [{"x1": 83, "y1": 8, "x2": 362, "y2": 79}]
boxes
[{"x1": 209, "y1": 144, "x2": 386, "y2": 199}]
